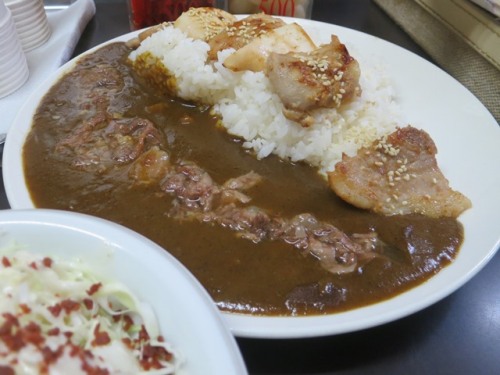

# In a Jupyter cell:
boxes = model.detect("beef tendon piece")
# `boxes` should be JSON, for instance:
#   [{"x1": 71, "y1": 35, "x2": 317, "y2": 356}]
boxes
[
  {"x1": 327, "y1": 126, "x2": 472, "y2": 218},
  {"x1": 267, "y1": 35, "x2": 361, "y2": 127}
]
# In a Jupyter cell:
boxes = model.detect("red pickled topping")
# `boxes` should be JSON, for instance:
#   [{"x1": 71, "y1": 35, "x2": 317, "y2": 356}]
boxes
[
  {"x1": 60, "y1": 299, "x2": 80, "y2": 314},
  {"x1": 138, "y1": 325, "x2": 150, "y2": 342},
  {"x1": 1, "y1": 257, "x2": 11, "y2": 267},
  {"x1": 83, "y1": 298, "x2": 94, "y2": 310},
  {"x1": 122, "y1": 337, "x2": 132, "y2": 348},
  {"x1": 87, "y1": 282, "x2": 102, "y2": 296},
  {"x1": 47, "y1": 327, "x2": 60, "y2": 336},
  {"x1": 23, "y1": 322, "x2": 44, "y2": 346},
  {"x1": 0, "y1": 321, "x2": 24, "y2": 352},
  {"x1": 81, "y1": 360, "x2": 110, "y2": 375},
  {"x1": 122, "y1": 314, "x2": 134, "y2": 331},
  {"x1": 42, "y1": 257, "x2": 53, "y2": 268},
  {"x1": 69, "y1": 343, "x2": 80, "y2": 357},
  {"x1": 41, "y1": 345, "x2": 64, "y2": 365},
  {"x1": 91, "y1": 324, "x2": 111, "y2": 346},
  {"x1": 19, "y1": 304, "x2": 31, "y2": 314},
  {"x1": 0, "y1": 314, "x2": 19, "y2": 336},
  {"x1": 140, "y1": 341, "x2": 173, "y2": 370},
  {"x1": 48, "y1": 304, "x2": 62, "y2": 317}
]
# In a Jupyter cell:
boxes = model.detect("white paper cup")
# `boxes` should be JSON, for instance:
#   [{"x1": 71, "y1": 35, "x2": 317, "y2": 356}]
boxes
[
  {"x1": 0, "y1": 5, "x2": 29, "y2": 99},
  {"x1": 11, "y1": 6, "x2": 46, "y2": 24},
  {"x1": 0, "y1": 1, "x2": 12, "y2": 31},
  {"x1": 18, "y1": 25, "x2": 50, "y2": 51},
  {"x1": 5, "y1": 0, "x2": 50, "y2": 51},
  {"x1": 0, "y1": 0, "x2": 8, "y2": 19},
  {"x1": 15, "y1": 11, "x2": 49, "y2": 33},
  {"x1": 6, "y1": 0, "x2": 43, "y2": 13},
  {"x1": 0, "y1": 29, "x2": 22, "y2": 63}
]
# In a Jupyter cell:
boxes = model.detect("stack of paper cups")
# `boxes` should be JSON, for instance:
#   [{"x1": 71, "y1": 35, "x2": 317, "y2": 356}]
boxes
[
  {"x1": 0, "y1": 0, "x2": 29, "y2": 98},
  {"x1": 5, "y1": 0, "x2": 51, "y2": 52}
]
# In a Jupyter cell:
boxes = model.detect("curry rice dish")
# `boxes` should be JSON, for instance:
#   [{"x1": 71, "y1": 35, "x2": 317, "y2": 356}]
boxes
[{"x1": 22, "y1": 11, "x2": 470, "y2": 316}]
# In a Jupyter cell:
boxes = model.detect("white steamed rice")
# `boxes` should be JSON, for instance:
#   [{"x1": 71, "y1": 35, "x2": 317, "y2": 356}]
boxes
[{"x1": 128, "y1": 25, "x2": 402, "y2": 175}]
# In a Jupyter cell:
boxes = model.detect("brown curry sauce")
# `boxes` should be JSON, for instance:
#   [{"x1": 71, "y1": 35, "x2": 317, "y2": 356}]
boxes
[{"x1": 23, "y1": 42, "x2": 463, "y2": 316}]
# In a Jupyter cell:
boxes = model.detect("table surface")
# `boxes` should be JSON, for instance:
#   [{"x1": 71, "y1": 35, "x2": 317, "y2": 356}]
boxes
[{"x1": 2, "y1": 1, "x2": 499, "y2": 374}]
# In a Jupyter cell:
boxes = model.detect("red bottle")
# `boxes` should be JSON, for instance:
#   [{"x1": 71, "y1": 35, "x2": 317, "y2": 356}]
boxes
[{"x1": 128, "y1": 0, "x2": 218, "y2": 30}]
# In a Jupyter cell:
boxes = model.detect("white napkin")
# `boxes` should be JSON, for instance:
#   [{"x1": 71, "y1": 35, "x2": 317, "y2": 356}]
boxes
[{"x1": 0, "y1": 0, "x2": 96, "y2": 134}]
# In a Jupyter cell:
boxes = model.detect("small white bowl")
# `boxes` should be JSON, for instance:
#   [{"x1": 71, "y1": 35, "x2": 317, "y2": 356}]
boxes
[{"x1": 0, "y1": 209, "x2": 247, "y2": 374}]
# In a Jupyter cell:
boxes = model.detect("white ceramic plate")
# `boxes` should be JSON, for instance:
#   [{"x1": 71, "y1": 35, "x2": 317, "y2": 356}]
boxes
[
  {"x1": 3, "y1": 18, "x2": 500, "y2": 339},
  {"x1": 0, "y1": 209, "x2": 247, "y2": 373}
]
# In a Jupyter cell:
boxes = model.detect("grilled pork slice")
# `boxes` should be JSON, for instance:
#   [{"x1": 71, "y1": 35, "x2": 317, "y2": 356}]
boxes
[
  {"x1": 327, "y1": 126, "x2": 472, "y2": 218},
  {"x1": 173, "y1": 7, "x2": 236, "y2": 42},
  {"x1": 207, "y1": 13, "x2": 285, "y2": 60},
  {"x1": 223, "y1": 22, "x2": 316, "y2": 72},
  {"x1": 267, "y1": 35, "x2": 361, "y2": 127}
]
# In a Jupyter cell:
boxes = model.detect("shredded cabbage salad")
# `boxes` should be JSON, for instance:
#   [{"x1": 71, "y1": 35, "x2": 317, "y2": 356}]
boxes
[{"x1": 0, "y1": 249, "x2": 180, "y2": 374}]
